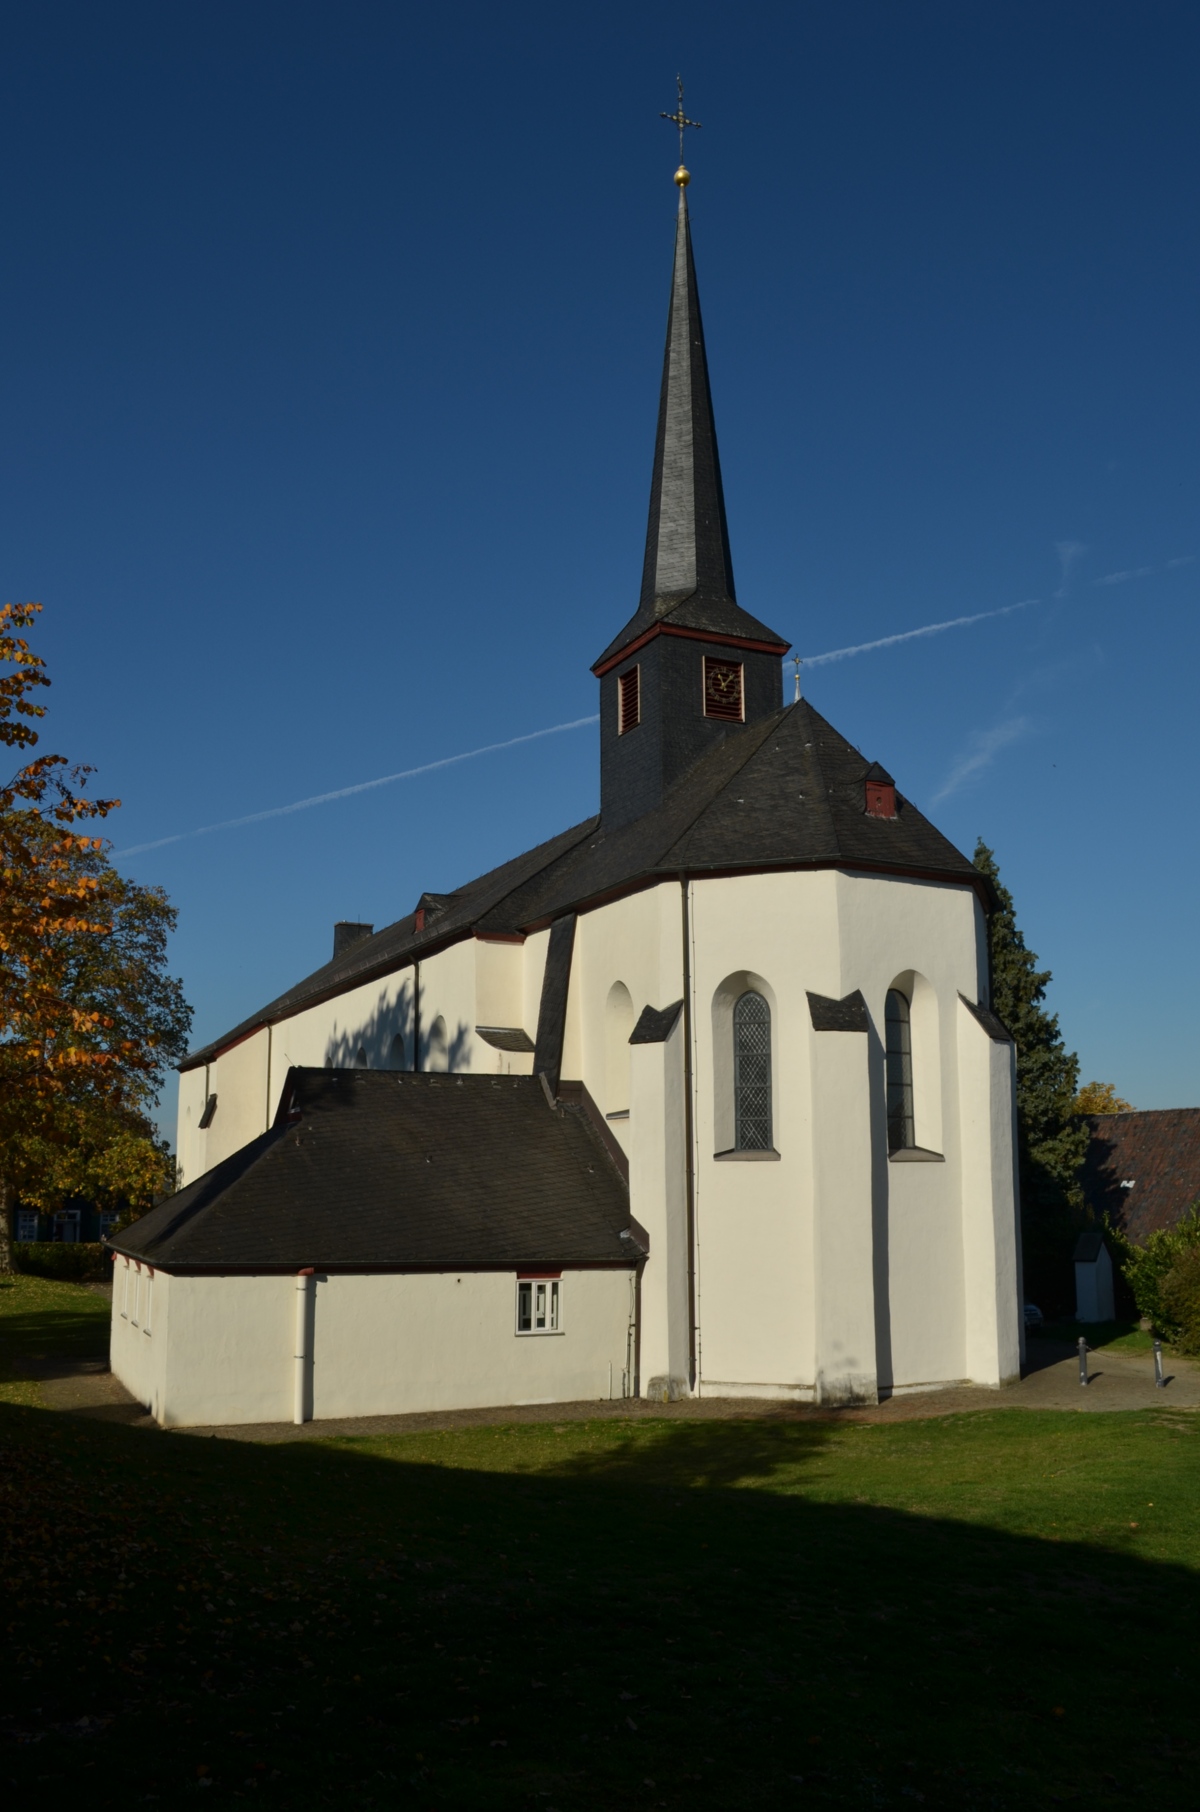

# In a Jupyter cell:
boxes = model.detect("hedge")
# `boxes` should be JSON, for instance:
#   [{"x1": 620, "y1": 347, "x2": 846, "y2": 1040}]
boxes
[{"x1": 13, "y1": 1242, "x2": 113, "y2": 1283}]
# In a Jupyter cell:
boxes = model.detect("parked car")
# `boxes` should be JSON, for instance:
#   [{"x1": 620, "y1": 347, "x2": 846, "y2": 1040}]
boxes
[{"x1": 1023, "y1": 1302, "x2": 1044, "y2": 1330}]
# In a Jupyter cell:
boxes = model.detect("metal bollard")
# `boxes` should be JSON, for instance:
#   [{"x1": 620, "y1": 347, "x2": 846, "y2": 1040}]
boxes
[
  {"x1": 1154, "y1": 1339, "x2": 1166, "y2": 1389},
  {"x1": 1078, "y1": 1336, "x2": 1089, "y2": 1387}
]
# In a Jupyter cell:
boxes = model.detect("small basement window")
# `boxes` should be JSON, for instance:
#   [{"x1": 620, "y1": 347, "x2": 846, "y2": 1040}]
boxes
[
  {"x1": 618, "y1": 665, "x2": 640, "y2": 735},
  {"x1": 198, "y1": 1093, "x2": 218, "y2": 1129},
  {"x1": 516, "y1": 1276, "x2": 561, "y2": 1335},
  {"x1": 703, "y1": 656, "x2": 744, "y2": 722}
]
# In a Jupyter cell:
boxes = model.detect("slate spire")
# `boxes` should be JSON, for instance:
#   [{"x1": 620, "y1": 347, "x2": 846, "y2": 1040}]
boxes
[
  {"x1": 639, "y1": 184, "x2": 738, "y2": 615},
  {"x1": 594, "y1": 180, "x2": 786, "y2": 672}
]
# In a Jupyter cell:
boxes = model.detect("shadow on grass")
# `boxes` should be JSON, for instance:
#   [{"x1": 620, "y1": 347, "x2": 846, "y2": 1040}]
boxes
[
  {"x1": 0, "y1": 1303, "x2": 110, "y2": 1378},
  {"x1": 2, "y1": 1400, "x2": 1198, "y2": 1810}
]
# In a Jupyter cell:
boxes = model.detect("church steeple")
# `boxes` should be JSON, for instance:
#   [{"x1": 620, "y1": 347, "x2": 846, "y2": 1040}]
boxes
[
  {"x1": 638, "y1": 181, "x2": 738, "y2": 619},
  {"x1": 593, "y1": 182, "x2": 787, "y2": 671},
  {"x1": 594, "y1": 167, "x2": 789, "y2": 830}
]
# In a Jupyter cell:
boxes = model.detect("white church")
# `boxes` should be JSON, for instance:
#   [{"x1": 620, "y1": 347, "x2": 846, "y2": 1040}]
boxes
[{"x1": 109, "y1": 170, "x2": 1023, "y2": 1428}]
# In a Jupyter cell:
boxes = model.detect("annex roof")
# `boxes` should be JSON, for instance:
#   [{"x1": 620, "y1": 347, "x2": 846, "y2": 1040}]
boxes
[
  {"x1": 1080, "y1": 1108, "x2": 1200, "y2": 1244},
  {"x1": 111, "y1": 1069, "x2": 634, "y2": 1273}
]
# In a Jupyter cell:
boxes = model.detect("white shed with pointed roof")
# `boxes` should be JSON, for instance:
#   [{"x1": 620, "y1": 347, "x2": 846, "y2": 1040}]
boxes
[{"x1": 1074, "y1": 1229, "x2": 1115, "y2": 1323}]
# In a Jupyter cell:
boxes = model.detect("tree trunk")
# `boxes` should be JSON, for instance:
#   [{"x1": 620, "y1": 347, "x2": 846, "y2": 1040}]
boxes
[{"x1": 0, "y1": 1175, "x2": 12, "y2": 1276}]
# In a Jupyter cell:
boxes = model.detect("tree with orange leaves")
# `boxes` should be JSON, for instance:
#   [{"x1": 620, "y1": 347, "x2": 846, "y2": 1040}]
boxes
[{"x1": 0, "y1": 603, "x2": 191, "y2": 1268}]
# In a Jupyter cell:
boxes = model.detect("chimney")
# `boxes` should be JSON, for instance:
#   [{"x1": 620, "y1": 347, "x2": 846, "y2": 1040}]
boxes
[
  {"x1": 863, "y1": 762, "x2": 897, "y2": 820},
  {"x1": 333, "y1": 921, "x2": 374, "y2": 960}
]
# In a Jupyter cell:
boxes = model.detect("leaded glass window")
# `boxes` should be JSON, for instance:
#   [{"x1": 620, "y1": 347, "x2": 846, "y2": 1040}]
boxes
[
  {"x1": 885, "y1": 989, "x2": 915, "y2": 1152},
  {"x1": 733, "y1": 992, "x2": 772, "y2": 1151}
]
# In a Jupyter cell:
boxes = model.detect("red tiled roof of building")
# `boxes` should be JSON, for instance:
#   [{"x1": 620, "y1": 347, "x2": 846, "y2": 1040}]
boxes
[{"x1": 1080, "y1": 1108, "x2": 1200, "y2": 1243}]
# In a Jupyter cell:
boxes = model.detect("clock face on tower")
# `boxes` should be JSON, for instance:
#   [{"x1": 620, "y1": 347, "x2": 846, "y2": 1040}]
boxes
[{"x1": 703, "y1": 657, "x2": 744, "y2": 722}]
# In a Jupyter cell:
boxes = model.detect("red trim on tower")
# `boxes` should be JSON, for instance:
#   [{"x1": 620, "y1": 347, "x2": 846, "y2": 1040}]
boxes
[{"x1": 593, "y1": 619, "x2": 789, "y2": 678}]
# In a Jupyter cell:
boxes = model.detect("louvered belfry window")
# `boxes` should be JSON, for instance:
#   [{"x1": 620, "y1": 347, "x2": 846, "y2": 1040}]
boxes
[
  {"x1": 704, "y1": 657, "x2": 744, "y2": 721},
  {"x1": 733, "y1": 991, "x2": 772, "y2": 1151},
  {"x1": 618, "y1": 665, "x2": 640, "y2": 735},
  {"x1": 885, "y1": 989, "x2": 915, "y2": 1152}
]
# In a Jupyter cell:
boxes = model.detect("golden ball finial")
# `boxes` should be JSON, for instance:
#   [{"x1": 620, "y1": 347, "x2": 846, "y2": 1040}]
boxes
[{"x1": 674, "y1": 163, "x2": 690, "y2": 188}]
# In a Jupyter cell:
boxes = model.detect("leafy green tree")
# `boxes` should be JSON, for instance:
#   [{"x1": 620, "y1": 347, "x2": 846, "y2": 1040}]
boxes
[
  {"x1": 972, "y1": 840, "x2": 1088, "y2": 1304},
  {"x1": 0, "y1": 603, "x2": 191, "y2": 1267},
  {"x1": 1111, "y1": 1206, "x2": 1200, "y2": 1342},
  {"x1": 1159, "y1": 1243, "x2": 1200, "y2": 1352}
]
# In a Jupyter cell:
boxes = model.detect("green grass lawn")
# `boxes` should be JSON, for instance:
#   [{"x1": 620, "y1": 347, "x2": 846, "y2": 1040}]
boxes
[
  {"x1": 0, "y1": 1271, "x2": 110, "y2": 1405},
  {"x1": 2, "y1": 1280, "x2": 1199, "y2": 1808},
  {"x1": 1040, "y1": 1317, "x2": 1167, "y2": 1355}
]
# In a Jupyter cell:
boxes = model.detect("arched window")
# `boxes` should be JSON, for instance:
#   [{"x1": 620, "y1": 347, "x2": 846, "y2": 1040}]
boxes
[
  {"x1": 604, "y1": 981, "x2": 635, "y2": 1117},
  {"x1": 733, "y1": 992, "x2": 772, "y2": 1151},
  {"x1": 885, "y1": 989, "x2": 915, "y2": 1151},
  {"x1": 388, "y1": 1032, "x2": 407, "y2": 1070},
  {"x1": 355, "y1": 1046, "x2": 368, "y2": 1069},
  {"x1": 427, "y1": 1015, "x2": 448, "y2": 1072}
]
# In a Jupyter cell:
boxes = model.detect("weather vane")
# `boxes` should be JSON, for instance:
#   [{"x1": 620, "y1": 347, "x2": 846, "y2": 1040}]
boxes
[
  {"x1": 790, "y1": 654, "x2": 803, "y2": 702},
  {"x1": 661, "y1": 74, "x2": 700, "y2": 185}
]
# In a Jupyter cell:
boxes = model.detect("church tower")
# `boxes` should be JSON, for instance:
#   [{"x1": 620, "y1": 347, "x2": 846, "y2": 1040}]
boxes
[{"x1": 593, "y1": 174, "x2": 790, "y2": 830}]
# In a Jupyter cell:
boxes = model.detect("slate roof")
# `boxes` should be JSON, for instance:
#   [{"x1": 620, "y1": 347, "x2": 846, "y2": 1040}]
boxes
[
  {"x1": 184, "y1": 817, "x2": 597, "y2": 1068},
  {"x1": 185, "y1": 698, "x2": 985, "y2": 1070},
  {"x1": 1080, "y1": 1109, "x2": 1200, "y2": 1244},
  {"x1": 110, "y1": 1070, "x2": 634, "y2": 1273},
  {"x1": 594, "y1": 187, "x2": 786, "y2": 672}
]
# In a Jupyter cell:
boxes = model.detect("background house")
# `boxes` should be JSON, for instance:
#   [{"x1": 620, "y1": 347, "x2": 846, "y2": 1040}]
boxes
[{"x1": 1080, "y1": 1108, "x2": 1200, "y2": 1243}]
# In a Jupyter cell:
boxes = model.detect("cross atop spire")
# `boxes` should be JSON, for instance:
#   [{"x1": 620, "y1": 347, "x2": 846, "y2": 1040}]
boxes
[{"x1": 661, "y1": 74, "x2": 700, "y2": 182}]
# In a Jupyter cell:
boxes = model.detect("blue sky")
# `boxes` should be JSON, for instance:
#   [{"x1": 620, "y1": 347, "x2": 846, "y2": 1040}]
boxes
[{"x1": 3, "y1": 1, "x2": 1198, "y2": 1134}]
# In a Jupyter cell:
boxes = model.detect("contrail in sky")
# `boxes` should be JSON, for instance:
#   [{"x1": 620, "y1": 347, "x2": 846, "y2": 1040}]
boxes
[
  {"x1": 113, "y1": 715, "x2": 600, "y2": 858},
  {"x1": 802, "y1": 598, "x2": 1041, "y2": 668}
]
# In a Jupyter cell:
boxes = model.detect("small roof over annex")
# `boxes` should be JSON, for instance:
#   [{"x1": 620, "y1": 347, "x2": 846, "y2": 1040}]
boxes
[{"x1": 111, "y1": 1069, "x2": 635, "y2": 1274}]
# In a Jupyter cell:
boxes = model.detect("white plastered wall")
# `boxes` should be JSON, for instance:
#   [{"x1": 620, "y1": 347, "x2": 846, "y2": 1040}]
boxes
[
  {"x1": 956, "y1": 995, "x2": 1022, "y2": 1384},
  {"x1": 474, "y1": 938, "x2": 535, "y2": 1073},
  {"x1": 198, "y1": 1029, "x2": 271, "y2": 1171},
  {"x1": 629, "y1": 1012, "x2": 690, "y2": 1399},
  {"x1": 835, "y1": 871, "x2": 986, "y2": 1391},
  {"x1": 126, "y1": 1267, "x2": 633, "y2": 1428},
  {"x1": 688, "y1": 870, "x2": 832, "y2": 1399},
  {"x1": 178, "y1": 934, "x2": 551, "y2": 1181},
  {"x1": 110, "y1": 1257, "x2": 170, "y2": 1423},
  {"x1": 574, "y1": 883, "x2": 684, "y2": 1157}
]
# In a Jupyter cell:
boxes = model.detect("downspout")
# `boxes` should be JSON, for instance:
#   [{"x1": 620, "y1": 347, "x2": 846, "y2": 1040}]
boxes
[
  {"x1": 680, "y1": 873, "x2": 697, "y2": 1392},
  {"x1": 293, "y1": 1268, "x2": 314, "y2": 1425}
]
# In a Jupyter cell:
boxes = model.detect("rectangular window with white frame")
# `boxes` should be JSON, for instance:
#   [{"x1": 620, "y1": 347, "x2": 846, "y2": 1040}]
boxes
[
  {"x1": 516, "y1": 1275, "x2": 562, "y2": 1335},
  {"x1": 143, "y1": 1269, "x2": 153, "y2": 1336},
  {"x1": 120, "y1": 1260, "x2": 130, "y2": 1319},
  {"x1": 131, "y1": 1267, "x2": 141, "y2": 1328},
  {"x1": 15, "y1": 1210, "x2": 39, "y2": 1242}
]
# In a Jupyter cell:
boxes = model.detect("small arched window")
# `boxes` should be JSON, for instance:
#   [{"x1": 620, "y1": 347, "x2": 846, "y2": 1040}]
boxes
[
  {"x1": 356, "y1": 1046, "x2": 368, "y2": 1069},
  {"x1": 427, "y1": 1015, "x2": 448, "y2": 1073},
  {"x1": 604, "y1": 981, "x2": 635, "y2": 1117},
  {"x1": 388, "y1": 1032, "x2": 407, "y2": 1070},
  {"x1": 733, "y1": 992, "x2": 772, "y2": 1151},
  {"x1": 885, "y1": 989, "x2": 915, "y2": 1151}
]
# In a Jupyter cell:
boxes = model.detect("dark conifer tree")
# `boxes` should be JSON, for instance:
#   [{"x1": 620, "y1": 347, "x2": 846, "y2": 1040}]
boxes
[{"x1": 973, "y1": 840, "x2": 1088, "y2": 1306}]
